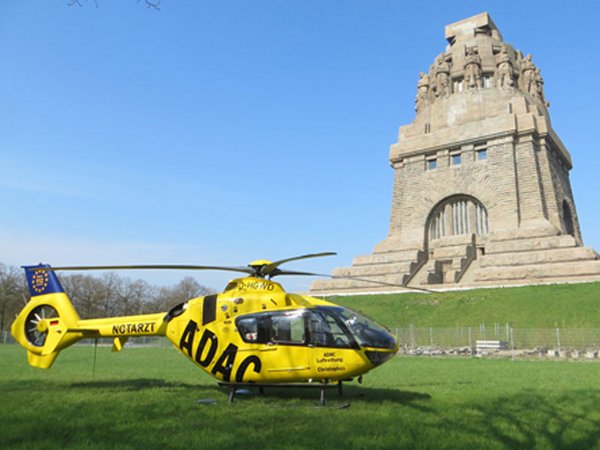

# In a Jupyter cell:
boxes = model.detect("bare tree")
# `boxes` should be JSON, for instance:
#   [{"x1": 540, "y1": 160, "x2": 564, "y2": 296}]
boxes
[
  {"x1": 114, "y1": 277, "x2": 156, "y2": 316},
  {"x1": 151, "y1": 276, "x2": 213, "y2": 312},
  {"x1": 0, "y1": 264, "x2": 27, "y2": 335},
  {"x1": 2, "y1": 264, "x2": 213, "y2": 321},
  {"x1": 62, "y1": 274, "x2": 108, "y2": 319}
]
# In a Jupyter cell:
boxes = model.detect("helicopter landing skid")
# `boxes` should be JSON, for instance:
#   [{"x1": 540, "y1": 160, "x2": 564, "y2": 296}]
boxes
[{"x1": 218, "y1": 381, "x2": 345, "y2": 406}]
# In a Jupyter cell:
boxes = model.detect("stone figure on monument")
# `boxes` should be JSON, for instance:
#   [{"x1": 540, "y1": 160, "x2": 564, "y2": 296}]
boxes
[
  {"x1": 415, "y1": 72, "x2": 430, "y2": 112},
  {"x1": 534, "y1": 67, "x2": 549, "y2": 106},
  {"x1": 520, "y1": 54, "x2": 536, "y2": 95},
  {"x1": 464, "y1": 47, "x2": 482, "y2": 89},
  {"x1": 434, "y1": 57, "x2": 450, "y2": 97},
  {"x1": 495, "y1": 46, "x2": 514, "y2": 88}
]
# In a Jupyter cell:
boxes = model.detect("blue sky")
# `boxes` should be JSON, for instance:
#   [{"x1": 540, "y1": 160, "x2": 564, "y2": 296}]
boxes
[{"x1": 1, "y1": 1, "x2": 599, "y2": 292}]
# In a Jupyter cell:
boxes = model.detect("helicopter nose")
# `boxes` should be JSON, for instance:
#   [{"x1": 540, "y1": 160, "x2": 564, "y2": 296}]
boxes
[
  {"x1": 365, "y1": 350, "x2": 395, "y2": 366},
  {"x1": 361, "y1": 331, "x2": 398, "y2": 367}
]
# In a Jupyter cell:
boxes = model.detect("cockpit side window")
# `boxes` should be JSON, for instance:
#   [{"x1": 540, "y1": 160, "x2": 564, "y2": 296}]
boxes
[
  {"x1": 307, "y1": 310, "x2": 355, "y2": 349},
  {"x1": 271, "y1": 313, "x2": 305, "y2": 344},
  {"x1": 236, "y1": 316, "x2": 261, "y2": 343},
  {"x1": 236, "y1": 311, "x2": 307, "y2": 345},
  {"x1": 224, "y1": 281, "x2": 238, "y2": 292}
]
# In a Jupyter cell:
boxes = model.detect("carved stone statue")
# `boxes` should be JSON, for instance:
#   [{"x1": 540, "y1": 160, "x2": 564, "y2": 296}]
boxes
[
  {"x1": 534, "y1": 67, "x2": 549, "y2": 106},
  {"x1": 415, "y1": 72, "x2": 430, "y2": 112},
  {"x1": 495, "y1": 46, "x2": 514, "y2": 88},
  {"x1": 520, "y1": 54, "x2": 536, "y2": 95},
  {"x1": 434, "y1": 57, "x2": 450, "y2": 97},
  {"x1": 464, "y1": 47, "x2": 482, "y2": 89}
]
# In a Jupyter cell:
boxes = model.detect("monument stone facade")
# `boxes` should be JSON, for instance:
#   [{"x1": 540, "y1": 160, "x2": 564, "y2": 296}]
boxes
[{"x1": 311, "y1": 12, "x2": 600, "y2": 294}]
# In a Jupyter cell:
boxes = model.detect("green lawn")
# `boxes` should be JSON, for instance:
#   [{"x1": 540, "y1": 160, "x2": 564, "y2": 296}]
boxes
[
  {"x1": 2, "y1": 345, "x2": 600, "y2": 449},
  {"x1": 330, "y1": 281, "x2": 600, "y2": 328}
]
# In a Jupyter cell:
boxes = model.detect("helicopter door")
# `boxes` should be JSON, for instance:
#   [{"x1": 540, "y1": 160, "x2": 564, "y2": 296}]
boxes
[
  {"x1": 307, "y1": 309, "x2": 355, "y2": 349},
  {"x1": 257, "y1": 310, "x2": 311, "y2": 381}
]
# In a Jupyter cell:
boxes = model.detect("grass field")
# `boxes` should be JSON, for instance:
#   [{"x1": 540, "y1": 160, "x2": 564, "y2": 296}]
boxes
[
  {"x1": 3, "y1": 345, "x2": 600, "y2": 449},
  {"x1": 330, "y1": 281, "x2": 600, "y2": 328}
]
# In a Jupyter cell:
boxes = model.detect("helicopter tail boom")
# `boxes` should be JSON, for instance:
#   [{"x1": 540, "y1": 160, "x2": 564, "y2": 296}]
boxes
[{"x1": 11, "y1": 265, "x2": 167, "y2": 369}]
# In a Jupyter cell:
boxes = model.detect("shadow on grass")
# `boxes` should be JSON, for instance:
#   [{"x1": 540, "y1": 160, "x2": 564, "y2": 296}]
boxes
[
  {"x1": 223, "y1": 383, "x2": 432, "y2": 407},
  {"x1": 4, "y1": 377, "x2": 600, "y2": 448},
  {"x1": 66, "y1": 379, "x2": 431, "y2": 407},
  {"x1": 220, "y1": 385, "x2": 431, "y2": 413},
  {"x1": 441, "y1": 389, "x2": 600, "y2": 449},
  {"x1": 69, "y1": 378, "x2": 203, "y2": 391},
  {"x1": 1, "y1": 377, "x2": 212, "y2": 392}
]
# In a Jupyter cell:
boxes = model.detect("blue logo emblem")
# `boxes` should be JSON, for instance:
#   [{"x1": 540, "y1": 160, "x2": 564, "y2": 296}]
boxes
[
  {"x1": 31, "y1": 269, "x2": 50, "y2": 294},
  {"x1": 23, "y1": 265, "x2": 65, "y2": 296}
]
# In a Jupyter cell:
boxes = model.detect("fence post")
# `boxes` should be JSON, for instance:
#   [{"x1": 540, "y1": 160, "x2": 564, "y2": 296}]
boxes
[
  {"x1": 468, "y1": 327, "x2": 473, "y2": 356},
  {"x1": 556, "y1": 328, "x2": 561, "y2": 356},
  {"x1": 510, "y1": 327, "x2": 515, "y2": 361}
]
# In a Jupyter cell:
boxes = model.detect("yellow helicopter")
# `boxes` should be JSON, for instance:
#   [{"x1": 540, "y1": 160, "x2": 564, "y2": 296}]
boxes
[{"x1": 11, "y1": 253, "x2": 398, "y2": 403}]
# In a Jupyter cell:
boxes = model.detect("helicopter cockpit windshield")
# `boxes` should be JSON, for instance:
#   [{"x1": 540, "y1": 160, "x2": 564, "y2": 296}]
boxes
[
  {"x1": 316, "y1": 306, "x2": 396, "y2": 350},
  {"x1": 235, "y1": 306, "x2": 396, "y2": 351},
  {"x1": 323, "y1": 306, "x2": 396, "y2": 350}
]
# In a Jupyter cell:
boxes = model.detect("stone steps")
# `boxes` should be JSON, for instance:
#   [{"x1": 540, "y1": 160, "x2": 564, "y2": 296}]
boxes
[
  {"x1": 310, "y1": 275, "x2": 407, "y2": 292},
  {"x1": 486, "y1": 235, "x2": 577, "y2": 254},
  {"x1": 352, "y1": 250, "x2": 424, "y2": 266},
  {"x1": 310, "y1": 231, "x2": 600, "y2": 294},
  {"x1": 332, "y1": 261, "x2": 415, "y2": 277},
  {"x1": 310, "y1": 248, "x2": 426, "y2": 294},
  {"x1": 426, "y1": 257, "x2": 471, "y2": 284},
  {"x1": 488, "y1": 224, "x2": 560, "y2": 242},
  {"x1": 433, "y1": 245, "x2": 472, "y2": 259},
  {"x1": 480, "y1": 247, "x2": 598, "y2": 268},
  {"x1": 475, "y1": 260, "x2": 600, "y2": 282}
]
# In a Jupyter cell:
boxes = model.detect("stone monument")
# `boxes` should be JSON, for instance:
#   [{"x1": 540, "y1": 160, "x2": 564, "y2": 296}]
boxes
[{"x1": 311, "y1": 12, "x2": 600, "y2": 294}]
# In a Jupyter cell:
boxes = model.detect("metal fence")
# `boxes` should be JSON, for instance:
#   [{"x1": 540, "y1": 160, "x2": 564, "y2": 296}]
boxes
[
  {"x1": 2, "y1": 331, "x2": 13, "y2": 344},
  {"x1": 0, "y1": 331, "x2": 168, "y2": 348},
  {"x1": 394, "y1": 325, "x2": 600, "y2": 358},
  {"x1": 4, "y1": 327, "x2": 600, "y2": 359}
]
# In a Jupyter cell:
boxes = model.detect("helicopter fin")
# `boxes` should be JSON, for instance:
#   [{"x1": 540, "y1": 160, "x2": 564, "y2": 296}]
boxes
[
  {"x1": 27, "y1": 350, "x2": 60, "y2": 369},
  {"x1": 112, "y1": 337, "x2": 129, "y2": 352}
]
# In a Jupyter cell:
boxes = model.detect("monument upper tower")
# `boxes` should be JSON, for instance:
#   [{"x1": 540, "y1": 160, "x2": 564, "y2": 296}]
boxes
[{"x1": 312, "y1": 12, "x2": 600, "y2": 294}]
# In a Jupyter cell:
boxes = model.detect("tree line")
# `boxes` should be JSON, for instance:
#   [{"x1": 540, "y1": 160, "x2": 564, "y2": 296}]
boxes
[{"x1": 0, "y1": 263, "x2": 213, "y2": 335}]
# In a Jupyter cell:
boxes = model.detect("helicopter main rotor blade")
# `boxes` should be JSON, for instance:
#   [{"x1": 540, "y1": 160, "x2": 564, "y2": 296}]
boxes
[
  {"x1": 37, "y1": 256, "x2": 434, "y2": 292},
  {"x1": 330, "y1": 275, "x2": 436, "y2": 293},
  {"x1": 261, "y1": 252, "x2": 337, "y2": 277},
  {"x1": 40, "y1": 265, "x2": 255, "y2": 275},
  {"x1": 269, "y1": 269, "x2": 327, "y2": 277},
  {"x1": 276, "y1": 270, "x2": 436, "y2": 293}
]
